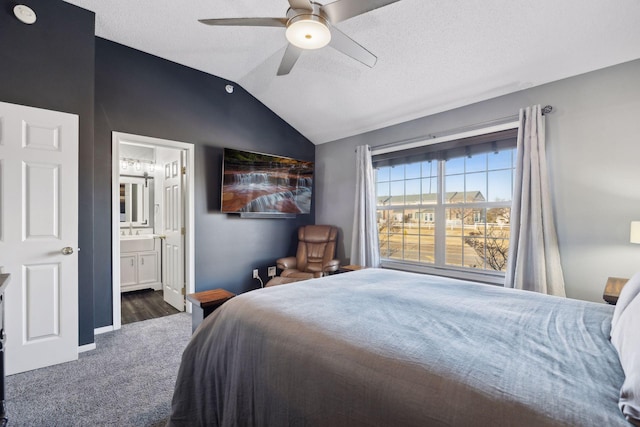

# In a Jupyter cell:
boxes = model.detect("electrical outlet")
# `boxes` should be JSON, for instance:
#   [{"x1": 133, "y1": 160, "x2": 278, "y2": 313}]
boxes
[
  {"x1": 268, "y1": 266, "x2": 276, "y2": 277},
  {"x1": 252, "y1": 269, "x2": 259, "y2": 279}
]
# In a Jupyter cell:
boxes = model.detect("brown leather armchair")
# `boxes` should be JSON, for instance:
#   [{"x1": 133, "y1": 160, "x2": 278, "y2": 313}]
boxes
[{"x1": 265, "y1": 225, "x2": 340, "y2": 287}]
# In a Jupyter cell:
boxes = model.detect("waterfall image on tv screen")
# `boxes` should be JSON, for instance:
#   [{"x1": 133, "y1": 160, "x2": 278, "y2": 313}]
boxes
[{"x1": 221, "y1": 148, "x2": 313, "y2": 214}]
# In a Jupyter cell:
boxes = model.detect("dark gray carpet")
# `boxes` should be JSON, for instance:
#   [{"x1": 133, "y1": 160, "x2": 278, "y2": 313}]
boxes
[{"x1": 6, "y1": 312, "x2": 191, "y2": 426}]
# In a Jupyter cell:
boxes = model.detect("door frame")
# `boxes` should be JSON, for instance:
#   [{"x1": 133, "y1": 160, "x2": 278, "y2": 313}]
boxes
[{"x1": 110, "y1": 132, "x2": 195, "y2": 331}]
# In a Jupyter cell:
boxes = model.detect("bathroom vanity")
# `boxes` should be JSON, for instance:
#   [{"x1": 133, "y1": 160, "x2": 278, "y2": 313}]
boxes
[{"x1": 120, "y1": 235, "x2": 162, "y2": 292}]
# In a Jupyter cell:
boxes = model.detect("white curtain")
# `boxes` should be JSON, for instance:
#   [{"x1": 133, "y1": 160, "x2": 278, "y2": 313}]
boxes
[
  {"x1": 350, "y1": 145, "x2": 380, "y2": 268},
  {"x1": 505, "y1": 105, "x2": 566, "y2": 296}
]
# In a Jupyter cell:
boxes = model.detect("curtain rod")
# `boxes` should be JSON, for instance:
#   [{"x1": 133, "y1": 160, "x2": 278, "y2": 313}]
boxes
[{"x1": 361, "y1": 105, "x2": 553, "y2": 153}]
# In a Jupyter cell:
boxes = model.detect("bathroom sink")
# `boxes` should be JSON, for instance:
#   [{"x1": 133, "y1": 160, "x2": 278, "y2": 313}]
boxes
[
  {"x1": 120, "y1": 234, "x2": 158, "y2": 240},
  {"x1": 121, "y1": 234, "x2": 159, "y2": 252}
]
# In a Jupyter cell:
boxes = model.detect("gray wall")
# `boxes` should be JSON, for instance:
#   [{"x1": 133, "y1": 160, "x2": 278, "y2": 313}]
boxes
[
  {"x1": 316, "y1": 59, "x2": 640, "y2": 303},
  {"x1": 0, "y1": 0, "x2": 96, "y2": 345}
]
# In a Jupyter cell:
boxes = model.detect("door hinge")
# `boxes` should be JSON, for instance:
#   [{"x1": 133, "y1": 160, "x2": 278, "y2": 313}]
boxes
[
  {"x1": 181, "y1": 227, "x2": 185, "y2": 235},
  {"x1": 181, "y1": 287, "x2": 186, "y2": 295},
  {"x1": 181, "y1": 166, "x2": 186, "y2": 175}
]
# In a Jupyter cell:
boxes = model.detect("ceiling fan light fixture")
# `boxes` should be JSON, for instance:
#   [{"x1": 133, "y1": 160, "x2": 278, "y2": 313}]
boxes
[{"x1": 285, "y1": 15, "x2": 331, "y2": 50}]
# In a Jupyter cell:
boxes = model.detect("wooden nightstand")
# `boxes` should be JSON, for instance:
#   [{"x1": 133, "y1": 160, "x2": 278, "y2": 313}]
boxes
[
  {"x1": 336, "y1": 265, "x2": 366, "y2": 274},
  {"x1": 186, "y1": 288, "x2": 235, "y2": 333},
  {"x1": 603, "y1": 277, "x2": 629, "y2": 305}
]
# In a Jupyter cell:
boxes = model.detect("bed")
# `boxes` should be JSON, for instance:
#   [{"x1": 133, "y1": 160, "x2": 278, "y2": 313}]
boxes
[{"x1": 168, "y1": 268, "x2": 638, "y2": 426}]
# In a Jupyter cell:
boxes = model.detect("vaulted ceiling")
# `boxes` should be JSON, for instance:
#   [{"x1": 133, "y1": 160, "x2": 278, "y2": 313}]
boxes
[{"x1": 64, "y1": 0, "x2": 640, "y2": 144}]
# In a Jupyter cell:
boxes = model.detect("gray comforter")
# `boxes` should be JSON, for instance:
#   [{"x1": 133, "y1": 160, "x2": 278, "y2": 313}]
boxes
[{"x1": 168, "y1": 268, "x2": 628, "y2": 426}]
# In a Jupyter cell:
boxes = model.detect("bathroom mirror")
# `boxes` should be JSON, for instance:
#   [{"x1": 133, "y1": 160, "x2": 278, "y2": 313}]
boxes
[{"x1": 120, "y1": 176, "x2": 153, "y2": 227}]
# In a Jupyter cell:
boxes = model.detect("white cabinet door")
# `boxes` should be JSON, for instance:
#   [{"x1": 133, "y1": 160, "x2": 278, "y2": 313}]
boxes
[
  {"x1": 0, "y1": 101, "x2": 79, "y2": 375},
  {"x1": 138, "y1": 252, "x2": 158, "y2": 284},
  {"x1": 120, "y1": 254, "x2": 137, "y2": 287}
]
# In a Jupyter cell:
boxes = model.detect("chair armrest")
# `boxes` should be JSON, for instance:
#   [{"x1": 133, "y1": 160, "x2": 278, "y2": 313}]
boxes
[
  {"x1": 276, "y1": 257, "x2": 298, "y2": 270},
  {"x1": 323, "y1": 259, "x2": 340, "y2": 274}
]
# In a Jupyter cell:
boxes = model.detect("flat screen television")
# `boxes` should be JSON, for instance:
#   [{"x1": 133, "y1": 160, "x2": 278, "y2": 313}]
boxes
[{"x1": 221, "y1": 148, "x2": 314, "y2": 215}]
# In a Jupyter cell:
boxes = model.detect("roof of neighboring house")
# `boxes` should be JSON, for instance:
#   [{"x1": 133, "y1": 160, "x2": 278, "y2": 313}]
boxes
[{"x1": 378, "y1": 191, "x2": 486, "y2": 206}]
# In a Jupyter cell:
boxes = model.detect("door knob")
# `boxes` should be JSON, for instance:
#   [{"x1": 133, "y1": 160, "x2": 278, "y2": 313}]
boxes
[{"x1": 61, "y1": 247, "x2": 74, "y2": 255}]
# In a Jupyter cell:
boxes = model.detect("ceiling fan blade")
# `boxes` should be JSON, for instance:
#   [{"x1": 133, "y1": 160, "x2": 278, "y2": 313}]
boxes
[
  {"x1": 329, "y1": 27, "x2": 377, "y2": 68},
  {"x1": 288, "y1": 0, "x2": 314, "y2": 11},
  {"x1": 321, "y1": 0, "x2": 401, "y2": 24},
  {"x1": 277, "y1": 44, "x2": 304, "y2": 76},
  {"x1": 198, "y1": 17, "x2": 287, "y2": 27}
]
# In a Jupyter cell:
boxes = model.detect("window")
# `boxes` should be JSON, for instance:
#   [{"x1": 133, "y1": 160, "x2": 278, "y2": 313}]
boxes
[{"x1": 374, "y1": 128, "x2": 517, "y2": 280}]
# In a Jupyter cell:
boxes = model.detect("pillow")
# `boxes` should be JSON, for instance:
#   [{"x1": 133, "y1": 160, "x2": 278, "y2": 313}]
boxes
[
  {"x1": 611, "y1": 272, "x2": 640, "y2": 332},
  {"x1": 611, "y1": 291, "x2": 640, "y2": 425}
]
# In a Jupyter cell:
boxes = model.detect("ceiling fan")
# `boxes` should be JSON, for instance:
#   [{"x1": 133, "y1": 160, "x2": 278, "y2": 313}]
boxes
[{"x1": 199, "y1": 0, "x2": 401, "y2": 76}]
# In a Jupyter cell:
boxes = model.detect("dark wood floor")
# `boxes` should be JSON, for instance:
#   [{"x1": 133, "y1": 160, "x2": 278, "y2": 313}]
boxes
[{"x1": 121, "y1": 289, "x2": 180, "y2": 325}]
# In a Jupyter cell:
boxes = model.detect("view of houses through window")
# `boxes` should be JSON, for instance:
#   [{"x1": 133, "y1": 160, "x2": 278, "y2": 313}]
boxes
[{"x1": 375, "y1": 145, "x2": 516, "y2": 274}]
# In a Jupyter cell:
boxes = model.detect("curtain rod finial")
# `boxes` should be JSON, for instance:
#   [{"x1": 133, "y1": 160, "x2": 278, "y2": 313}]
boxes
[{"x1": 541, "y1": 105, "x2": 553, "y2": 115}]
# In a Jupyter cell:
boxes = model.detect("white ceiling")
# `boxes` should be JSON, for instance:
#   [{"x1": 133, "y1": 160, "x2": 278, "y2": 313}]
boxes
[{"x1": 63, "y1": 0, "x2": 640, "y2": 144}]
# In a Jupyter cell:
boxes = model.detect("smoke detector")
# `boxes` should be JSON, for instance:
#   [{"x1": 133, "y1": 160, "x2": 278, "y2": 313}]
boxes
[{"x1": 14, "y1": 5, "x2": 37, "y2": 25}]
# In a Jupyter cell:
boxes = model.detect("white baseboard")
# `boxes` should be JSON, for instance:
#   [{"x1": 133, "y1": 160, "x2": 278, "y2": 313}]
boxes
[
  {"x1": 94, "y1": 325, "x2": 114, "y2": 335},
  {"x1": 78, "y1": 343, "x2": 96, "y2": 353}
]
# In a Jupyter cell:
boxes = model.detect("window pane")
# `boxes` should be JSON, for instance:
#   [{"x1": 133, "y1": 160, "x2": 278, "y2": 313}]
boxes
[
  {"x1": 445, "y1": 235, "x2": 463, "y2": 267},
  {"x1": 464, "y1": 236, "x2": 486, "y2": 269},
  {"x1": 445, "y1": 208, "x2": 463, "y2": 232},
  {"x1": 389, "y1": 181, "x2": 404, "y2": 204},
  {"x1": 488, "y1": 149, "x2": 513, "y2": 171},
  {"x1": 445, "y1": 175, "x2": 464, "y2": 203},
  {"x1": 419, "y1": 208, "x2": 435, "y2": 235},
  {"x1": 484, "y1": 237, "x2": 509, "y2": 271},
  {"x1": 463, "y1": 208, "x2": 485, "y2": 237},
  {"x1": 403, "y1": 230, "x2": 419, "y2": 261},
  {"x1": 376, "y1": 166, "x2": 390, "y2": 182},
  {"x1": 487, "y1": 207, "x2": 511, "y2": 228},
  {"x1": 420, "y1": 235, "x2": 435, "y2": 263},
  {"x1": 388, "y1": 232, "x2": 403, "y2": 260},
  {"x1": 405, "y1": 162, "x2": 421, "y2": 179},
  {"x1": 377, "y1": 210, "x2": 389, "y2": 257},
  {"x1": 421, "y1": 177, "x2": 437, "y2": 204},
  {"x1": 389, "y1": 165, "x2": 404, "y2": 180},
  {"x1": 466, "y1": 153, "x2": 486, "y2": 173},
  {"x1": 465, "y1": 172, "x2": 487, "y2": 202},
  {"x1": 445, "y1": 157, "x2": 464, "y2": 175},
  {"x1": 405, "y1": 179, "x2": 421, "y2": 202},
  {"x1": 405, "y1": 209, "x2": 419, "y2": 235},
  {"x1": 376, "y1": 182, "x2": 390, "y2": 206},
  {"x1": 422, "y1": 160, "x2": 436, "y2": 177},
  {"x1": 488, "y1": 170, "x2": 512, "y2": 202}
]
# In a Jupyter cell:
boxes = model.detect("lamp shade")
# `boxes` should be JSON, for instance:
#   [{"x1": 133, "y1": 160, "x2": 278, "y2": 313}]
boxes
[{"x1": 631, "y1": 221, "x2": 640, "y2": 244}]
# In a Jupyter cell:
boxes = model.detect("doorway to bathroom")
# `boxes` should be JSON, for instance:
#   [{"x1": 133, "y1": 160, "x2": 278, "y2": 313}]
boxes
[{"x1": 111, "y1": 132, "x2": 195, "y2": 330}]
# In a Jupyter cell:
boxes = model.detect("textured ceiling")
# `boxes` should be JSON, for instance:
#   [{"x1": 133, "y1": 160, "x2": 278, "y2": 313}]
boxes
[{"x1": 63, "y1": 0, "x2": 640, "y2": 144}]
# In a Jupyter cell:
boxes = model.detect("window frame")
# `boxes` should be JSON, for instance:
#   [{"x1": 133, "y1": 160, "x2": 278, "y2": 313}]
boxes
[{"x1": 372, "y1": 122, "x2": 519, "y2": 285}]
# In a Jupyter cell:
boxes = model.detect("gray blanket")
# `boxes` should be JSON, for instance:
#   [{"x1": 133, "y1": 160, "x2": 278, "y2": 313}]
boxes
[{"x1": 169, "y1": 268, "x2": 628, "y2": 426}]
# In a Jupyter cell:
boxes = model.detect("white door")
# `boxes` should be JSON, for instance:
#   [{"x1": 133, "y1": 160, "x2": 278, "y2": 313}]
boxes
[
  {"x1": 0, "y1": 101, "x2": 79, "y2": 375},
  {"x1": 162, "y1": 154, "x2": 185, "y2": 311}
]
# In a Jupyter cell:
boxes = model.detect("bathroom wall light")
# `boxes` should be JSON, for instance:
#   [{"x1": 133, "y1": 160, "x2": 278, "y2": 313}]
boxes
[{"x1": 120, "y1": 157, "x2": 156, "y2": 172}]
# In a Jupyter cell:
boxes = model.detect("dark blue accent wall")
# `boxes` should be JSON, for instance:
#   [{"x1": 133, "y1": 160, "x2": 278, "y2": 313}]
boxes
[
  {"x1": 94, "y1": 39, "x2": 315, "y2": 329},
  {"x1": 0, "y1": 0, "x2": 96, "y2": 346},
  {"x1": 1, "y1": 0, "x2": 315, "y2": 343}
]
